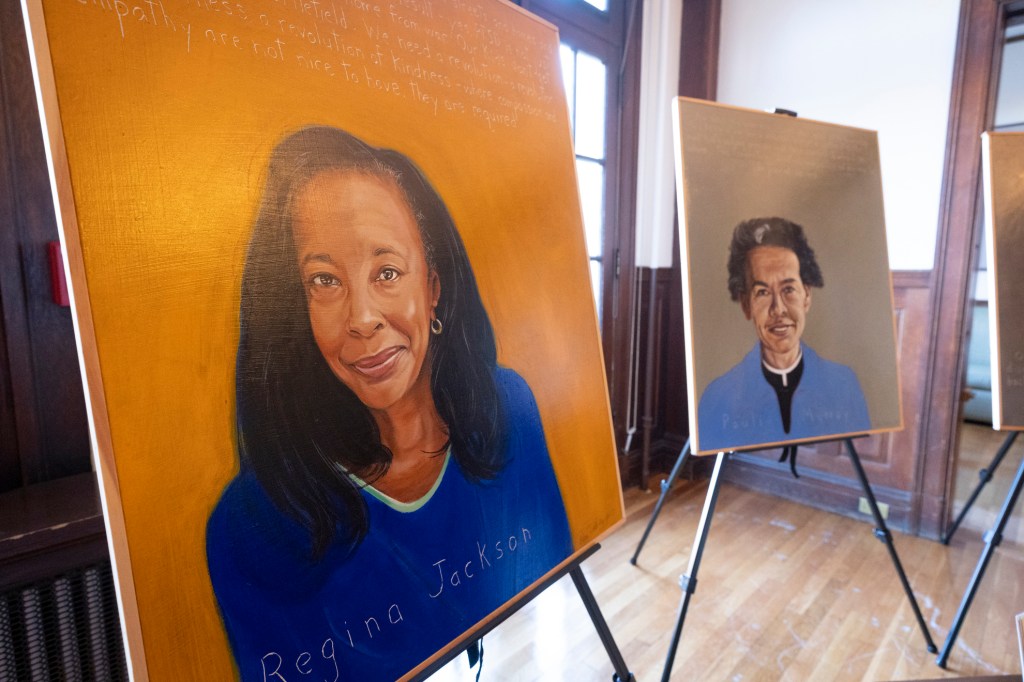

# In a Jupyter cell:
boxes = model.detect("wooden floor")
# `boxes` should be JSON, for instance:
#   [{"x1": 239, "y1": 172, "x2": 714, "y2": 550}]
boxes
[{"x1": 429, "y1": 445, "x2": 1024, "y2": 681}]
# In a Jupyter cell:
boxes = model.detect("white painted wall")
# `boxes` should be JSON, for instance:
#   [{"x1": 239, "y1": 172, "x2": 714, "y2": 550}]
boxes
[
  {"x1": 716, "y1": 0, "x2": 961, "y2": 270},
  {"x1": 634, "y1": 0, "x2": 682, "y2": 268}
]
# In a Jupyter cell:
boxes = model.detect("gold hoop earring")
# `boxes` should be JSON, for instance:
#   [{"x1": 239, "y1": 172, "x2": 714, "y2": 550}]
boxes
[{"x1": 431, "y1": 317, "x2": 443, "y2": 335}]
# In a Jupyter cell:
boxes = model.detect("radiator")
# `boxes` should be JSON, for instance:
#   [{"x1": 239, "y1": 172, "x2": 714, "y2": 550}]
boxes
[{"x1": 0, "y1": 563, "x2": 128, "y2": 682}]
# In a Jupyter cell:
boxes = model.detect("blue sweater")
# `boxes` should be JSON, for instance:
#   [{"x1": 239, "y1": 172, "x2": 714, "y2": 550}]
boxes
[
  {"x1": 696, "y1": 343, "x2": 871, "y2": 453},
  {"x1": 206, "y1": 368, "x2": 572, "y2": 681}
]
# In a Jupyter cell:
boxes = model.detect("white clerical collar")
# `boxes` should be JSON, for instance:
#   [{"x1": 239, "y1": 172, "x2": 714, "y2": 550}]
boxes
[{"x1": 762, "y1": 349, "x2": 803, "y2": 388}]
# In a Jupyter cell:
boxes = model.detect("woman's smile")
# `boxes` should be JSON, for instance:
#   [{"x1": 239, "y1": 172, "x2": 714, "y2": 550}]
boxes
[
  {"x1": 350, "y1": 346, "x2": 407, "y2": 380},
  {"x1": 766, "y1": 319, "x2": 795, "y2": 336}
]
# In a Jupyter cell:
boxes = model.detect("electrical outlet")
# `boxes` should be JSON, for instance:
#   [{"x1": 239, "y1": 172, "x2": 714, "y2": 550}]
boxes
[{"x1": 858, "y1": 497, "x2": 889, "y2": 519}]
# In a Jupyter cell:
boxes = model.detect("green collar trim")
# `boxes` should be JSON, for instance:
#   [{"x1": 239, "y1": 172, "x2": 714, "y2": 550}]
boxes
[{"x1": 346, "y1": 448, "x2": 451, "y2": 513}]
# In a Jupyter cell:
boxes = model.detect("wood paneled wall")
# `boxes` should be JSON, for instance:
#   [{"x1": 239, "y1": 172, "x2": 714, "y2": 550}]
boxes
[
  {"x1": 0, "y1": 0, "x2": 90, "y2": 491},
  {"x1": 0, "y1": 0, "x2": 103, "y2": 589}
]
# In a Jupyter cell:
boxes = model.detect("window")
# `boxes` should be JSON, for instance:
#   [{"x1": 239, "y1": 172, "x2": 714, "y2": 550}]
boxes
[
  {"x1": 560, "y1": 44, "x2": 609, "y2": 319},
  {"x1": 994, "y1": 11, "x2": 1024, "y2": 131}
]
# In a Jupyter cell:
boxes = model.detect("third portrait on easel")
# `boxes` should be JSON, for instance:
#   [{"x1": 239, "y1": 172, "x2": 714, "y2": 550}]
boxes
[
  {"x1": 673, "y1": 98, "x2": 903, "y2": 455},
  {"x1": 982, "y1": 131, "x2": 1024, "y2": 431}
]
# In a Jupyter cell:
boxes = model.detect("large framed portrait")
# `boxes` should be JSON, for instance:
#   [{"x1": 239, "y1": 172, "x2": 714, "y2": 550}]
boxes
[
  {"x1": 981, "y1": 131, "x2": 1024, "y2": 431},
  {"x1": 22, "y1": 0, "x2": 623, "y2": 678},
  {"x1": 672, "y1": 98, "x2": 903, "y2": 455}
]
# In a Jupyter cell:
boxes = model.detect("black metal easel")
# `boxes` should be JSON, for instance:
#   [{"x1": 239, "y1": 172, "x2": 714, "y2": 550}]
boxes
[
  {"x1": 936, "y1": 431, "x2": 1024, "y2": 668},
  {"x1": 660, "y1": 451, "x2": 727, "y2": 682},
  {"x1": 630, "y1": 439, "x2": 691, "y2": 565},
  {"x1": 411, "y1": 543, "x2": 635, "y2": 681},
  {"x1": 941, "y1": 431, "x2": 1019, "y2": 545},
  {"x1": 633, "y1": 438, "x2": 937, "y2": 681}
]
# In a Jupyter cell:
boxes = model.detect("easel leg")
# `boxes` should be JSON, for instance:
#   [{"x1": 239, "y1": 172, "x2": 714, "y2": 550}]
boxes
[
  {"x1": 661, "y1": 451, "x2": 728, "y2": 682},
  {"x1": 569, "y1": 567, "x2": 635, "y2": 682},
  {"x1": 844, "y1": 439, "x2": 938, "y2": 654},
  {"x1": 631, "y1": 439, "x2": 691, "y2": 565},
  {"x1": 942, "y1": 431, "x2": 1019, "y2": 544},
  {"x1": 936, "y1": 449, "x2": 1024, "y2": 668}
]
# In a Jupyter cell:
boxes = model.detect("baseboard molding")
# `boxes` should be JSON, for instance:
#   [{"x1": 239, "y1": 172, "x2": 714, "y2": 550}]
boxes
[{"x1": 721, "y1": 452, "x2": 915, "y2": 534}]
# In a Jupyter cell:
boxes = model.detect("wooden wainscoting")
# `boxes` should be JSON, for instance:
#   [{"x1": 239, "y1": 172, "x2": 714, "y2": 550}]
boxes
[{"x1": 721, "y1": 271, "x2": 933, "y2": 534}]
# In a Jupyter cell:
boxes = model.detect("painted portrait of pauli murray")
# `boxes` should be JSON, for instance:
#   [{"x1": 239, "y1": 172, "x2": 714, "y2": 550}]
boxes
[
  {"x1": 696, "y1": 217, "x2": 871, "y2": 453},
  {"x1": 205, "y1": 126, "x2": 573, "y2": 681}
]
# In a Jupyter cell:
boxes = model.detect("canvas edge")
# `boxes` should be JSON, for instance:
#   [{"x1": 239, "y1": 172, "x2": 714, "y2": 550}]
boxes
[
  {"x1": 554, "y1": 24, "x2": 627, "y2": 535},
  {"x1": 982, "y1": 132, "x2": 1004, "y2": 431},
  {"x1": 672, "y1": 97, "x2": 708, "y2": 456},
  {"x1": 871, "y1": 129, "x2": 907, "y2": 436},
  {"x1": 982, "y1": 132, "x2": 1024, "y2": 432},
  {"x1": 524, "y1": 6, "x2": 626, "y2": 561}
]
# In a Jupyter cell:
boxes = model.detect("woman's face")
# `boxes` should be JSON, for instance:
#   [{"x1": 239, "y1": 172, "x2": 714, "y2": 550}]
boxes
[
  {"x1": 740, "y1": 245, "x2": 811, "y2": 367},
  {"x1": 292, "y1": 170, "x2": 440, "y2": 413}
]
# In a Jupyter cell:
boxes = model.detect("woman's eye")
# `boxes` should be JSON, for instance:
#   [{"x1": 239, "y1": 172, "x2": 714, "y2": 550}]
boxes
[
  {"x1": 378, "y1": 267, "x2": 400, "y2": 282},
  {"x1": 309, "y1": 273, "x2": 340, "y2": 288}
]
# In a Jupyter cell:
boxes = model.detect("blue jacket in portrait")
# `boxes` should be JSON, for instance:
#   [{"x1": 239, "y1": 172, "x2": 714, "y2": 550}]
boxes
[
  {"x1": 696, "y1": 343, "x2": 871, "y2": 453},
  {"x1": 206, "y1": 367, "x2": 573, "y2": 681}
]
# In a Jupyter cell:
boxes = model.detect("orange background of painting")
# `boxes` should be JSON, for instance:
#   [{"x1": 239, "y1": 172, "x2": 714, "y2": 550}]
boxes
[{"x1": 26, "y1": 0, "x2": 622, "y2": 678}]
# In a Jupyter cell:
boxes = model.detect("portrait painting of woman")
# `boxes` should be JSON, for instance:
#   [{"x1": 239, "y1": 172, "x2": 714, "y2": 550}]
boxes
[
  {"x1": 205, "y1": 126, "x2": 573, "y2": 680},
  {"x1": 674, "y1": 98, "x2": 903, "y2": 455}
]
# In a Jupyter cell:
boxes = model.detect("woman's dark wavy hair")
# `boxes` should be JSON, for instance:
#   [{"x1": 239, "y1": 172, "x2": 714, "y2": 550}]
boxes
[
  {"x1": 236, "y1": 125, "x2": 505, "y2": 560},
  {"x1": 726, "y1": 216, "x2": 824, "y2": 301}
]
